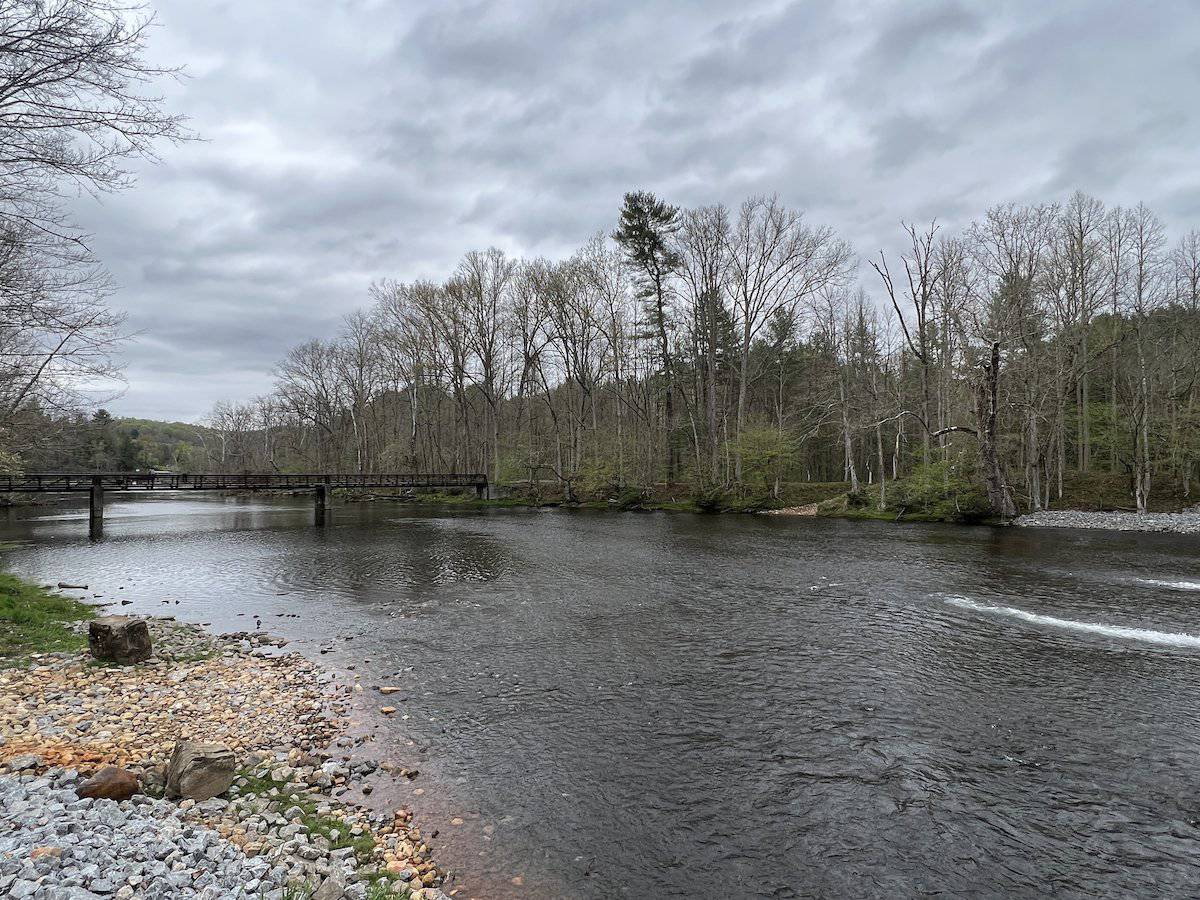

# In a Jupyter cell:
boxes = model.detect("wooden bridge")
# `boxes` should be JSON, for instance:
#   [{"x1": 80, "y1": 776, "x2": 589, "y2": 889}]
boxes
[{"x1": 2, "y1": 472, "x2": 490, "y2": 535}]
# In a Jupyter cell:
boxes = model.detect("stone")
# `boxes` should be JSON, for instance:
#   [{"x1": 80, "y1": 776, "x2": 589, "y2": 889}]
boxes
[
  {"x1": 4, "y1": 753, "x2": 42, "y2": 771},
  {"x1": 88, "y1": 617, "x2": 152, "y2": 664},
  {"x1": 313, "y1": 871, "x2": 347, "y2": 900},
  {"x1": 77, "y1": 766, "x2": 140, "y2": 801},
  {"x1": 378, "y1": 686, "x2": 402, "y2": 695},
  {"x1": 165, "y1": 741, "x2": 237, "y2": 800}
]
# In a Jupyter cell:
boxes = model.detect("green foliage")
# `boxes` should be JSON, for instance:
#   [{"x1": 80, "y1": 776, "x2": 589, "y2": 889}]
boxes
[
  {"x1": 819, "y1": 461, "x2": 992, "y2": 524},
  {"x1": 17, "y1": 409, "x2": 211, "y2": 472},
  {"x1": 611, "y1": 191, "x2": 681, "y2": 280},
  {"x1": 775, "y1": 481, "x2": 851, "y2": 506},
  {"x1": 572, "y1": 456, "x2": 624, "y2": 496},
  {"x1": 0, "y1": 572, "x2": 94, "y2": 661},
  {"x1": 735, "y1": 427, "x2": 797, "y2": 494},
  {"x1": 611, "y1": 486, "x2": 648, "y2": 510},
  {"x1": 888, "y1": 461, "x2": 992, "y2": 523},
  {"x1": 690, "y1": 484, "x2": 729, "y2": 513}
]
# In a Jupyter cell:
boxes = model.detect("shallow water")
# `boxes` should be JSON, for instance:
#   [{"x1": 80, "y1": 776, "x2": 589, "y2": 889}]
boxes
[{"x1": 3, "y1": 495, "x2": 1200, "y2": 898}]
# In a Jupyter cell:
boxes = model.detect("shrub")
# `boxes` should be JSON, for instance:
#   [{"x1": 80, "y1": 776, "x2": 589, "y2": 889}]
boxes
[{"x1": 889, "y1": 460, "x2": 992, "y2": 523}]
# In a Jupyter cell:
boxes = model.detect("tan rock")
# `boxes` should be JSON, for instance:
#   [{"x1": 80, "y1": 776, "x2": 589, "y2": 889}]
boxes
[{"x1": 166, "y1": 741, "x2": 237, "y2": 800}]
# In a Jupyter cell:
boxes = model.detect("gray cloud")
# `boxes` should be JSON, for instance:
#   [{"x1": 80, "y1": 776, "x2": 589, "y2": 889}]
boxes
[{"x1": 66, "y1": 0, "x2": 1200, "y2": 421}]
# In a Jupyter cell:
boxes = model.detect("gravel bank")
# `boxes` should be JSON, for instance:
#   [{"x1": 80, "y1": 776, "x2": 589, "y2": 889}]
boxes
[
  {"x1": 1014, "y1": 509, "x2": 1200, "y2": 534},
  {"x1": 1, "y1": 768, "x2": 276, "y2": 898},
  {"x1": 0, "y1": 617, "x2": 451, "y2": 899}
]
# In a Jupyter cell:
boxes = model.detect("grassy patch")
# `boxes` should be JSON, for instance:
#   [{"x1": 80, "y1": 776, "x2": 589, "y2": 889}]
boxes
[
  {"x1": 236, "y1": 769, "x2": 392, "y2": 878},
  {"x1": 815, "y1": 464, "x2": 996, "y2": 525},
  {"x1": 0, "y1": 572, "x2": 94, "y2": 662},
  {"x1": 366, "y1": 881, "x2": 414, "y2": 900},
  {"x1": 412, "y1": 491, "x2": 527, "y2": 508}
]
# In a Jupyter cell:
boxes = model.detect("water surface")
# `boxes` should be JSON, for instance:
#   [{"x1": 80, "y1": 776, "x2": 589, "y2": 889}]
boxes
[{"x1": 3, "y1": 495, "x2": 1200, "y2": 898}]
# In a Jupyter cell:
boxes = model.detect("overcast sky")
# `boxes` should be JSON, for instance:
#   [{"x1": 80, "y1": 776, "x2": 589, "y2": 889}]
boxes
[{"x1": 73, "y1": 0, "x2": 1200, "y2": 422}]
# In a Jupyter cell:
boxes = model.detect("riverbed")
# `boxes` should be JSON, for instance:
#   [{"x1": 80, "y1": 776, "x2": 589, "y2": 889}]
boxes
[{"x1": 3, "y1": 495, "x2": 1200, "y2": 898}]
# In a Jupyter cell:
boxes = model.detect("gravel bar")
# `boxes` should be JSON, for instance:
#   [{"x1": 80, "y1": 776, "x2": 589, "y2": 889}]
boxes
[{"x1": 1014, "y1": 509, "x2": 1200, "y2": 534}]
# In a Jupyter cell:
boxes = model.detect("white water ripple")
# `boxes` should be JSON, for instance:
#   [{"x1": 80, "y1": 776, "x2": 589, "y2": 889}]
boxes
[
  {"x1": 945, "y1": 595, "x2": 1200, "y2": 649},
  {"x1": 1137, "y1": 578, "x2": 1200, "y2": 591}
]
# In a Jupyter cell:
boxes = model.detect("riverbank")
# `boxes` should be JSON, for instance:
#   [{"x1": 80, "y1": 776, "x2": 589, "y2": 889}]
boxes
[
  {"x1": 341, "y1": 482, "x2": 850, "y2": 516},
  {"x1": 0, "y1": 591, "x2": 451, "y2": 899},
  {"x1": 1014, "y1": 509, "x2": 1200, "y2": 534}
]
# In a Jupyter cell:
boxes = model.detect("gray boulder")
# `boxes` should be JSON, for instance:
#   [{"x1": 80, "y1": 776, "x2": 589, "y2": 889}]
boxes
[
  {"x1": 165, "y1": 741, "x2": 236, "y2": 800},
  {"x1": 313, "y1": 871, "x2": 347, "y2": 900},
  {"x1": 88, "y1": 617, "x2": 152, "y2": 664}
]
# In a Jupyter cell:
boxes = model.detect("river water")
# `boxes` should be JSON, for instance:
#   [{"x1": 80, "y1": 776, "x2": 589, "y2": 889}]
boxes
[{"x1": 3, "y1": 495, "x2": 1200, "y2": 898}]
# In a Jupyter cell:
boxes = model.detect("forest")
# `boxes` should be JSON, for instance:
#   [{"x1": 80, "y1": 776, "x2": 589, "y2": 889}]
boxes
[
  {"x1": 185, "y1": 192, "x2": 1200, "y2": 518},
  {"x1": 11, "y1": 190, "x2": 1200, "y2": 520}
]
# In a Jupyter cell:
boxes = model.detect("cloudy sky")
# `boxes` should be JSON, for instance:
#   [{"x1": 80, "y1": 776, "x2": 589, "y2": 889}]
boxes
[{"x1": 74, "y1": 0, "x2": 1200, "y2": 422}]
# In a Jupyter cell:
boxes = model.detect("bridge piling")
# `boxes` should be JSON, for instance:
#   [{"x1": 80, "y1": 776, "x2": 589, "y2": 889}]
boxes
[
  {"x1": 314, "y1": 484, "x2": 329, "y2": 526},
  {"x1": 89, "y1": 478, "x2": 104, "y2": 538}
]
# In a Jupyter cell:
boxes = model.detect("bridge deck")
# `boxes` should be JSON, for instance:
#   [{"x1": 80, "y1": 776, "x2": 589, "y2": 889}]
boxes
[{"x1": 0, "y1": 473, "x2": 488, "y2": 493}]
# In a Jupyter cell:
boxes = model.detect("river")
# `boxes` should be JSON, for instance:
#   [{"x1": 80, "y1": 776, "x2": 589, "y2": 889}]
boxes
[{"x1": 3, "y1": 494, "x2": 1200, "y2": 898}]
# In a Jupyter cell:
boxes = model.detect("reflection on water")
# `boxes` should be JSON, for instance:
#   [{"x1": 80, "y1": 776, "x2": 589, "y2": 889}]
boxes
[{"x1": 4, "y1": 495, "x2": 1200, "y2": 898}]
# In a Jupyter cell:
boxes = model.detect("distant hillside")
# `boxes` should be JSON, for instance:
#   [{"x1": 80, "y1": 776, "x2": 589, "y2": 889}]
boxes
[
  {"x1": 16, "y1": 411, "x2": 220, "y2": 472},
  {"x1": 113, "y1": 418, "x2": 216, "y2": 471}
]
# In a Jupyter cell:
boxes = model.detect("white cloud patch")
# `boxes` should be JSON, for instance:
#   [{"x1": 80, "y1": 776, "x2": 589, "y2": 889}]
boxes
[{"x1": 66, "y1": 0, "x2": 1200, "y2": 420}]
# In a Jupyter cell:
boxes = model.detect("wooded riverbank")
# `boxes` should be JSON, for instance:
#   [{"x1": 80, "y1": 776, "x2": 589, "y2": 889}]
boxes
[{"x1": 338, "y1": 468, "x2": 1200, "y2": 528}]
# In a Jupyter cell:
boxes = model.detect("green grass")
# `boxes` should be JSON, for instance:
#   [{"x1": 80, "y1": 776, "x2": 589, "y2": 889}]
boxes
[
  {"x1": 816, "y1": 503, "x2": 970, "y2": 524},
  {"x1": 411, "y1": 491, "x2": 527, "y2": 508},
  {"x1": 0, "y1": 572, "x2": 94, "y2": 662},
  {"x1": 236, "y1": 770, "x2": 390, "y2": 875},
  {"x1": 366, "y1": 881, "x2": 414, "y2": 900},
  {"x1": 236, "y1": 768, "x2": 420, "y2": 895}
]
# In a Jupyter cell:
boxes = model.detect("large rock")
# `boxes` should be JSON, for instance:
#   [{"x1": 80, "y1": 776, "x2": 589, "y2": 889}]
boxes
[
  {"x1": 77, "y1": 766, "x2": 139, "y2": 801},
  {"x1": 313, "y1": 872, "x2": 347, "y2": 900},
  {"x1": 165, "y1": 741, "x2": 237, "y2": 800},
  {"x1": 88, "y1": 616, "x2": 152, "y2": 664}
]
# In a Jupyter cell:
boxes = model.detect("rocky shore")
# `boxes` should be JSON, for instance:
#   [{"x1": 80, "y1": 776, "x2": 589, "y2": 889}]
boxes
[
  {"x1": 0, "y1": 617, "x2": 451, "y2": 899},
  {"x1": 1014, "y1": 508, "x2": 1200, "y2": 534}
]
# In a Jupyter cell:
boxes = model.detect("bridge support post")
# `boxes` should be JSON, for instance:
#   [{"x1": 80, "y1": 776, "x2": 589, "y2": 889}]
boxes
[
  {"x1": 314, "y1": 484, "x2": 329, "y2": 526},
  {"x1": 89, "y1": 478, "x2": 104, "y2": 538}
]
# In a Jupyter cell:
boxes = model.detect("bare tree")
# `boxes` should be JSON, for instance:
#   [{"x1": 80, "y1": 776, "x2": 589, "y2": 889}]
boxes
[
  {"x1": 727, "y1": 195, "x2": 850, "y2": 481},
  {"x1": 0, "y1": 1, "x2": 185, "y2": 456},
  {"x1": 0, "y1": 0, "x2": 187, "y2": 236}
]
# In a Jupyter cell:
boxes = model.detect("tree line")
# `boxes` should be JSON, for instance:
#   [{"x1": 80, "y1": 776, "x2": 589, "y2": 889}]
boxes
[{"x1": 196, "y1": 190, "x2": 1200, "y2": 518}]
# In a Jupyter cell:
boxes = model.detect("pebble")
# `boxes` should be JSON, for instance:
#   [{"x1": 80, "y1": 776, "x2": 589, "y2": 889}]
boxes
[
  {"x1": 0, "y1": 617, "x2": 452, "y2": 900},
  {"x1": 1015, "y1": 509, "x2": 1200, "y2": 533}
]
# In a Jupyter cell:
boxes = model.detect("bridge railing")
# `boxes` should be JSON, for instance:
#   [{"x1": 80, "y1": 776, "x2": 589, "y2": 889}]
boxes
[{"x1": 0, "y1": 472, "x2": 488, "y2": 493}]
